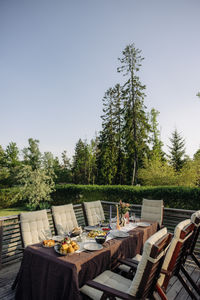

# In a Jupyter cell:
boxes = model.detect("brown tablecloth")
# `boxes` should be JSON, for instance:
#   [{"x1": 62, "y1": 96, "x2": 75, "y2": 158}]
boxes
[{"x1": 15, "y1": 222, "x2": 157, "y2": 300}]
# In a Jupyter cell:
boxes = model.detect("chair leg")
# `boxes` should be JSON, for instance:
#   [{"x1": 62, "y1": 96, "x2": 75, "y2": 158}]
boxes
[
  {"x1": 191, "y1": 253, "x2": 200, "y2": 269},
  {"x1": 155, "y1": 283, "x2": 168, "y2": 300},
  {"x1": 177, "y1": 273, "x2": 198, "y2": 300},
  {"x1": 180, "y1": 265, "x2": 200, "y2": 295},
  {"x1": 11, "y1": 270, "x2": 19, "y2": 290}
]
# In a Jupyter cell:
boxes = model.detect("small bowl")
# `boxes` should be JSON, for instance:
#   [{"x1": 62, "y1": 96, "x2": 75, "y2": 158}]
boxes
[
  {"x1": 95, "y1": 235, "x2": 106, "y2": 244},
  {"x1": 70, "y1": 231, "x2": 81, "y2": 237}
]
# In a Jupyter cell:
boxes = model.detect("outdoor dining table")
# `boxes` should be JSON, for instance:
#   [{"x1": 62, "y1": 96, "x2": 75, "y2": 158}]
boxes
[{"x1": 15, "y1": 221, "x2": 158, "y2": 300}]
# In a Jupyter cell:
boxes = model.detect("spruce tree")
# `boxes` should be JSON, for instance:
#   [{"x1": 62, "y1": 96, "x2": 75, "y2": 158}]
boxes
[
  {"x1": 97, "y1": 88, "x2": 118, "y2": 184},
  {"x1": 118, "y1": 44, "x2": 150, "y2": 185},
  {"x1": 72, "y1": 139, "x2": 89, "y2": 184},
  {"x1": 112, "y1": 84, "x2": 125, "y2": 184},
  {"x1": 149, "y1": 108, "x2": 165, "y2": 160},
  {"x1": 168, "y1": 129, "x2": 186, "y2": 172}
]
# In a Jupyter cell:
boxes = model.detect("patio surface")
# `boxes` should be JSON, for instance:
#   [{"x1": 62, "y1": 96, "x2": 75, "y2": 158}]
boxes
[{"x1": 0, "y1": 258, "x2": 199, "y2": 300}]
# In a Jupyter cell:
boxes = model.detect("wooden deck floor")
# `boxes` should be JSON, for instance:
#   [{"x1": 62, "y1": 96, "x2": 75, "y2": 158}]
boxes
[{"x1": 0, "y1": 259, "x2": 199, "y2": 300}]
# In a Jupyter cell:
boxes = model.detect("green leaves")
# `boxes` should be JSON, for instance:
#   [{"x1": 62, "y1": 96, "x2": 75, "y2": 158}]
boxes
[{"x1": 16, "y1": 165, "x2": 55, "y2": 210}]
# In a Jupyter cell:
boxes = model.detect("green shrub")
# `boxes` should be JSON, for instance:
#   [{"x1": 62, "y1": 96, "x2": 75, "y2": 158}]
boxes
[
  {"x1": 1, "y1": 184, "x2": 200, "y2": 210},
  {"x1": 0, "y1": 187, "x2": 21, "y2": 208},
  {"x1": 51, "y1": 184, "x2": 200, "y2": 210}
]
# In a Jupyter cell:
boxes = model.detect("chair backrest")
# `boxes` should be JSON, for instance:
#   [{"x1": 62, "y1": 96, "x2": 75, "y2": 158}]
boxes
[
  {"x1": 141, "y1": 199, "x2": 164, "y2": 227},
  {"x1": 83, "y1": 201, "x2": 105, "y2": 226},
  {"x1": 128, "y1": 227, "x2": 172, "y2": 298},
  {"x1": 52, "y1": 204, "x2": 78, "y2": 235},
  {"x1": 20, "y1": 210, "x2": 51, "y2": 248},
  {"x1": 157, "y1": 219, "x2": 195, "y2": 290},
  {"x1": 189, "y1": 210, "x2": 200, "y2": 254}
]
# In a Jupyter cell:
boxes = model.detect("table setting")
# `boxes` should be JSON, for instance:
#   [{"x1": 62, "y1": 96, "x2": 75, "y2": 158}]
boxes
[{"x1": 15, "y1": 202, "x2": 158, "y2": 300}]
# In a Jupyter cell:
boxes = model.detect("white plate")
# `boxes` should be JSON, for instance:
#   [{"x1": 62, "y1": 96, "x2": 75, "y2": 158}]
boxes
[
  {"x1": 136, "y1": 222, "x2": 150, "y2": 227},
  {"x1": 54, "y1": 244, "x2": 68, "y2": 256},
  {"x1": 83, "y1": 243, "x2": 103, "y2": 251},
  {"x1": 52, "y1": 235, "x2": 63, "y2": 242},
  {"x1": 84, "y1": 226, "x2": 101, "y2": 231},
  {"x1": 54, "y1": 244, "x2": 80, "y2": 256},
  {"x1": 111, "y1": 230, "x2": 129, "y2": 238}
]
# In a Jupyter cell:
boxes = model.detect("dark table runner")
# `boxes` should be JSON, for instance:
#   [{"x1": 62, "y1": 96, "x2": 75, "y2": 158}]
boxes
[{"x1": 15, "y1": 222, "x2": 157, "y2": 300}]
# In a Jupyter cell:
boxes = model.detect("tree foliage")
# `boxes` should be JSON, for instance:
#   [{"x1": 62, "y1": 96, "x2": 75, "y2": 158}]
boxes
[
  {"x1": 22, "y1": 138, "x2": 42, "y2": 170},
  {"x1": 168, "y1": 129, "x2": 186, "y2": 172},
  {"x1": 118, "y1": 44, "x2": 150, "y2": 184},
  {"x1": 16, "y1": 165, "x2": 55, "y2": 210},
  {"x1": 138, "y1": 157, "x2": 176, "y2": 186}
]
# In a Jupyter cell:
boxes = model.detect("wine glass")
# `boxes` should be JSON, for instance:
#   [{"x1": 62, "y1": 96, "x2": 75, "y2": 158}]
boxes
[{"x1": 130, "y1": 212, "x2": 136, "y2": 223}]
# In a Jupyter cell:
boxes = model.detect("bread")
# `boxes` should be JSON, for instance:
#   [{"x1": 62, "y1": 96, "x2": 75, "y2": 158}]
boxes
[{"x1": 43, "y1": 239, "x2": 55, "y2": 247}]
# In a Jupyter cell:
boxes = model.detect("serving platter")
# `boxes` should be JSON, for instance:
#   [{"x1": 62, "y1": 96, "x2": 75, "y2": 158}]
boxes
[
  {"x1": 54, "y1": 244, "x2": 67, "y2": 255},
  {"x1": 83, "y1": 242, "x2": 103, "y2": 251},
  {"x1": 111, "y1": 230, "x2": 129, "y2": 238},
  {"x1": 136, "y1": 222, "x2": 150, "y2": 227},
  {"x1": 84, "y1": 226, "x2": 101, "y2": 231},
  {"x1": 54, "y1": 243, "x2": 80, "y2": 256},
  {"x1": 52, "y1": 235, "x2": 63, "y2": 242}
]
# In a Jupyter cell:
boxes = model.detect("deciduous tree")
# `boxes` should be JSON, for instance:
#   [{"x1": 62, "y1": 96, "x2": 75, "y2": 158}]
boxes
[{"x1": 22, "y1": 138, "x2": 42, "y2": 170}]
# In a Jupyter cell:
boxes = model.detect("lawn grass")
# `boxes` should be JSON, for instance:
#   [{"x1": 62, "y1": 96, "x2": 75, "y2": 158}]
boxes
[{"x1": 0, "y1": 207, "x2": 28, "y2": 217}]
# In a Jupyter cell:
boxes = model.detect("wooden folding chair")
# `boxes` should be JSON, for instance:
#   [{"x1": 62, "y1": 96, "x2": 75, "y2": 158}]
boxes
[
  {"x1": 189, "y1": 210, "x2": 200, "y2": 268},
  {"x1": 141, "y1": 199, "x2": 164, "y2": 230},
  {"x1": 12, "y1": 209, "x2": 51, "y2": 290},
  {"x1": 80, "y1": 227, "x2": 172, "y2": 300},
  {"x1": 156, "y1": 219, "x2": 199, "y2": 300},
  {"x1": 52, "y1": 204, "x2": 78, "y2": 235},
  {"x1": 83, "y1": 201, "x2": 105, "y2": 226}
]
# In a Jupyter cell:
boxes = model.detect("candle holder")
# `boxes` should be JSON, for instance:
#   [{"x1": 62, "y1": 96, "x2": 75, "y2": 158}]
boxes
[{"x1": 116, "y1": 205, "x2": 121, "y2": 230}]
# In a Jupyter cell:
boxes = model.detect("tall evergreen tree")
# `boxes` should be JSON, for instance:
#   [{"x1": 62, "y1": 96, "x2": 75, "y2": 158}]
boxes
[
  {"x1": 59, "y1": 150, "x2": 72, "y2": 183},
  {"x1": 149, "y1": 108, "x2": 165, "y2": 160},
  {"x1": 118, "y1": 44, "x2": 150, "y2": 185},
  {"x1": 87, "y1": 138, "x2": 98, "y2": 185},
  {"x1": 72, "y1": 139, "x2": 89, "y2": 184},
  {"x1": 97, "y1": 87, "x2": 118, "y2": 184},
  {"x1": 112, "y1": 84, "x2": 125, "y2": 184},
  {"x1": 168, "y1": 129, "x2": 186, "y2": 172},
  {"x1": 0, "y1": 145, "x2": 10, "y2": 185},
  {"x1": 4, "y1": 142, "x2": 20, "y2": 186}
]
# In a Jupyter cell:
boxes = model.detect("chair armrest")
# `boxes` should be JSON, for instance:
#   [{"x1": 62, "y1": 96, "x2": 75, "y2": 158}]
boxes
[
  {"x1": 86, "y1": 280, "x2": 136, "y2": 300},
  {"x1": 118, "y1": 258, "x2": 138, "y2": 270},
  {"x1": 160, "y1": 269, "x2": 171, "y2": 276}
]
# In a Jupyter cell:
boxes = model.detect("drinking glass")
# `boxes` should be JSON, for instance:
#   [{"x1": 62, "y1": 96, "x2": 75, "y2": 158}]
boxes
[
  {"x1": 80, "y1": 230, "x2": 87, "y2": 242},
  {"x1": 130, "y1": 213, "x2": 136, "y2": 223}
]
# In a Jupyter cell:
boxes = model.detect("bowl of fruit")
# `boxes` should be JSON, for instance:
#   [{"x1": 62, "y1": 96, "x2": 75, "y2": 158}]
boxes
[{"x1": 54, "y1": 237, "x2": 80, "y2": 255}]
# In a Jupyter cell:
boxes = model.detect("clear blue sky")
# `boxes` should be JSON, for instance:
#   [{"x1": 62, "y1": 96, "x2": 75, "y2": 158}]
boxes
[{"x1": 0, "y1": 0, "x2": 200, "y2": 159}]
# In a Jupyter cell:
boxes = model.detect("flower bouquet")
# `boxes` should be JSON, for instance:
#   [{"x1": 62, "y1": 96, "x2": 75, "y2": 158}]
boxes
[{"x1": 119, "y1": 200, "x2": 130, "y2": 225}]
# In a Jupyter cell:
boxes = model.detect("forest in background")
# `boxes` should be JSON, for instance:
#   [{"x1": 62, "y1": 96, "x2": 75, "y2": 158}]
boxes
[{"x1": 1, "y1": 44, "x2": 200, "y2": 209}]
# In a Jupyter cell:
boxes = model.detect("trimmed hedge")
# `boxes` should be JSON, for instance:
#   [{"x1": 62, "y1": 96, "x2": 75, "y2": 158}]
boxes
[
  {"x1": 0, "y1": 187, "x2": 21, "y2": 208},
  {"x1": 51, "y1": 184, "x2": 200, "y2": 210},
  {"x1": 1, "y1": 185, "x2": 200, "y2": 210}
]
